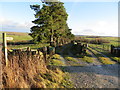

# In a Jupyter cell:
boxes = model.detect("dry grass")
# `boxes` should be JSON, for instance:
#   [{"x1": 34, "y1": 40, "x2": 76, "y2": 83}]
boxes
[
  {"x1": 1, "y1": 51, "x2": 72, "y2": 88},
  {"x1": 2, "y1": 52, "x2": 47, "y2": 88}
]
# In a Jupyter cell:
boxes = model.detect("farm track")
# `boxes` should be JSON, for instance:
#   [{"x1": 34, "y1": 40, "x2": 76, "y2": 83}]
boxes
[
  {"x1": 89, "y1": 46, "x2": 117, "y2": 64},
  {"x1": 58, "y1": 44, "x2": 120, "y2": 88},
  {"x1": 87, "y1": 49, "x2": 102, "y2": 65},
  {"x1": 68, "y1": 48, "x2": 89, "y2": 66}
]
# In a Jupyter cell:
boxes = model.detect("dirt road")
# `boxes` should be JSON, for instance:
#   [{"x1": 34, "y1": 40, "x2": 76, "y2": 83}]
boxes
[
  {"x1": 58, "y1": 44, "x2": 120, "y2": 88},
  {"x1": 66, "y1": 64, "x2": 119, "y2": 88}
]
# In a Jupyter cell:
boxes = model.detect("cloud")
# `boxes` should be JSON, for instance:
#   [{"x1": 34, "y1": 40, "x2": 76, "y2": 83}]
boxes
[
  {"x1": 70, "y1": 20, "x2": 118, "y2": 36},
  {"x1": 0, "y1": 19, "x2": 34, "y2": 32},
  {"x1": 73, "y1": 29, "x2": 106, "y2": 36}
]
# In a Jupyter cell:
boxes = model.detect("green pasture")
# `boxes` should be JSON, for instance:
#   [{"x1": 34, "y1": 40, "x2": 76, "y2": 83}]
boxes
[
  {"x1": 86, "y1": 36, "x2": 119, "y2": 46},
  {"x1": 8, "y1": 43, "x2": 49, "y2": 49},
  {"x1": 1, "y1": 31, "x2": 32, "y2": 42},
  {"x1": 1, "y1": 32, "x2": 49, "y2": 49}
]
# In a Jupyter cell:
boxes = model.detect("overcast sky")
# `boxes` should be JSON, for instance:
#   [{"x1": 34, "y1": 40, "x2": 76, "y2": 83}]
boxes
[{"x1": 0, "y1": 0, "x2": 118, "y2": 36}]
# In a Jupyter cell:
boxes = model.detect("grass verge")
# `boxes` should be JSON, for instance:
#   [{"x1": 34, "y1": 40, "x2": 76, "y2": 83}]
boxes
[
  {"x1": 88, "y1": 47, "x2": 116, "y2": 64},
  {"x1": 65, "y1": 56, "x2": 78, "y2": 62},
  {"x1": 81, "y1": 56, "x2": 94, "y2": 63},
  {"x1": 89, "y1": 45, "x2": 120, "y2": 63},
  {"x1": 77, "y1": 50, "x2": 94, "y2": 63},
  {"x1": 49, "y1": 59, "x2": 65, "y2": 66}
]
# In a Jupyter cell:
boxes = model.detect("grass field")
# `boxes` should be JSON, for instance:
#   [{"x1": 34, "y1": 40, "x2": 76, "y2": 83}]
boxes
[
  {"x1": 1, "y1": 32, "x2": 49, "y2": 49},
  {"x1": 86, "y1": 36, "x2": 119, "y2": 46},
  {"x1": 8, "y1": 44, "x2": 49, "y2": 49},
  {"x1": 79, "y1": 36, "x2": 120, "y2": 63},
  {"x1": 1, "y1": 31, "x2": 32, "y2": 42},
  {"x1": 1, "y1": 32, "x2": 119, "y2": 54}
]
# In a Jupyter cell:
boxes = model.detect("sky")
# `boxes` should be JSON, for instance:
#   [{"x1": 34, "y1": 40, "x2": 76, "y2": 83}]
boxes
[{"x1": 0, "y1": 0, "x2": 119, "y2": 36}]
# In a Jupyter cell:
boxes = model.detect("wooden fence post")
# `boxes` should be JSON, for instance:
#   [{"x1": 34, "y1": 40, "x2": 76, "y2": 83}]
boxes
[{"x1": 3, "y1": 33, "x2": 8, "y2": 66}]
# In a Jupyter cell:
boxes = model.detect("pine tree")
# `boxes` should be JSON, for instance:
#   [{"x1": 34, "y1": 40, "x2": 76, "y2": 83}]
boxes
[{"x1": 30, "y1": 0, "x2": 74, "y2": 46}]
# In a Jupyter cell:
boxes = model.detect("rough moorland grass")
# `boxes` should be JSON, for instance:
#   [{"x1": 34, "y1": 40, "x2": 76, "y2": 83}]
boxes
[{"x1": 2, "y1": 52, "x2": 73, "y2": 88}]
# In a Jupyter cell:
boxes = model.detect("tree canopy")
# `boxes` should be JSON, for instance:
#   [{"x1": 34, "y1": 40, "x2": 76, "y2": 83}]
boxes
[{"x1": 29, "y1": 0, "x2": 74, "y2": 46}]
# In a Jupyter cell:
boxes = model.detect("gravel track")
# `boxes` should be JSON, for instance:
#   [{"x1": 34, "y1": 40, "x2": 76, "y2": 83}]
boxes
[
  {"x1": 87, "y1": 49, "x2": 102, "y2": 66},
  {"x1": 58, "y1": 44, "x2": 120, "y2": 88},
  {"x1": 67, "y1": 64, "x2": 119, "y2": 88},
  {"x1": 89, "y1": 47, "x2": 117, "y2": 63}
]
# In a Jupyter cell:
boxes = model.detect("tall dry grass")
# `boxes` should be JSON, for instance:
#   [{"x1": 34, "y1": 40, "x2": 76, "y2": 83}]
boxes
[
  {"x1": 1, "y1": 51, "x2": 71, "y2": 88},
  {"x1": 2, "y1": 51, "x2": 48, "y2": 88}
]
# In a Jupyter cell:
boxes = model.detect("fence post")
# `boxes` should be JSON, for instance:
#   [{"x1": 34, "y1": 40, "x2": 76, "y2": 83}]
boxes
[{"x1": 3, "y1": 33, "x2": 8, "y2": 66}]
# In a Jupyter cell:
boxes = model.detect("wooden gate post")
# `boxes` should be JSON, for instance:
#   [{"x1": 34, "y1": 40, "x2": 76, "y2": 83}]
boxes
[{"x1": 3, "y1": 33, "x2": 8, "y2": 66}]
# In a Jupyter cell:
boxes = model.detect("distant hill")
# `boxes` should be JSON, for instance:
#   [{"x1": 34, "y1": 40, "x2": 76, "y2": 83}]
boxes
[{"x1": 75, "y1": 35, "x2": 118, "y2": 38}]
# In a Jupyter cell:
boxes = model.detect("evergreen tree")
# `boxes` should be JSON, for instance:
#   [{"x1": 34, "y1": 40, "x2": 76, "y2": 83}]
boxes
[{"x1": 30, "y1": 0, "x2": 74, "y2": 46}]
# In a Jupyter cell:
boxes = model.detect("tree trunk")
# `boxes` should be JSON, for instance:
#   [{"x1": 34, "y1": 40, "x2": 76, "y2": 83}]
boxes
[{"x1": 50, "y1": 29, "x2": 54, "y2": 46}]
